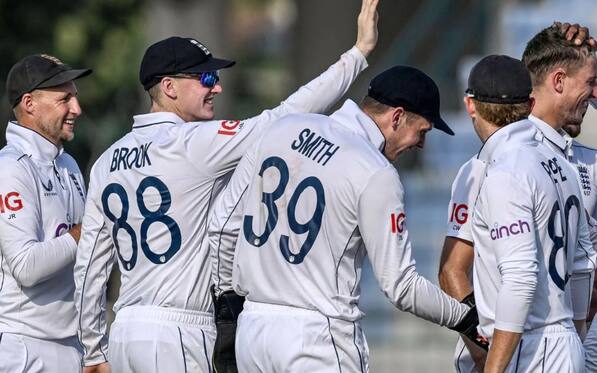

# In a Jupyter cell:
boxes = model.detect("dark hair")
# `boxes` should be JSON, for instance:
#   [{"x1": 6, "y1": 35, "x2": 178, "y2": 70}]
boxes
[
  {"x1": 522, "y1": 25, "x2": 595, "y2": 87},
  {"x1": 474, "y1": 99, "x2": 532, "y2": 127}
]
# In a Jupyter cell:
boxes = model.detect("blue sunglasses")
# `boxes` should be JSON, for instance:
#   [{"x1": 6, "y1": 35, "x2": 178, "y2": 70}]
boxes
[
  {"x1": 197, "y1": 71, "x2": 219, "y2": 88},
  {"x1": 160, "y1": 71, "x2": 220, "y2": 88}
]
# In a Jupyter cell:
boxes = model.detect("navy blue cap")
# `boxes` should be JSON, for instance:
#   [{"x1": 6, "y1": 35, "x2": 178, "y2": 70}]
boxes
[
  {"x1": 7, "y1": 54, "x2": 91, "y2": 107},
  {"x1": 466, "y1": 55, "x2": 532, "y2": 104},
  {"x1": 368, "y1": 66, "x2": 454, "y2": 136},
  {"x1": 140, "y1": 37, "x2": 235, "y2": 90}
]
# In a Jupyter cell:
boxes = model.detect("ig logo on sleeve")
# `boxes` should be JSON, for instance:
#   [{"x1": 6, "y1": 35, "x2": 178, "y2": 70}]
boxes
[{"x1": 390, "y1": 212, "x2": 405, "y2": 234}]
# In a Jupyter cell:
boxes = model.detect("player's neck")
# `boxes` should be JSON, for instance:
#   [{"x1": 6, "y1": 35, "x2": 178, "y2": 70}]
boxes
[{"x1": 530, "y1": 94, "x2": 563, "y2": 131}]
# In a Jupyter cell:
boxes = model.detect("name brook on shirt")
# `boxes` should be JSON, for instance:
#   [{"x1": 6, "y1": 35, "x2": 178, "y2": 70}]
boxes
[
  {"x1": 110, "y1": 142, "x2": 153, "y2": 172},
  {"x1": 291, "y1": 128, "x2": 339, "y2": 166}
]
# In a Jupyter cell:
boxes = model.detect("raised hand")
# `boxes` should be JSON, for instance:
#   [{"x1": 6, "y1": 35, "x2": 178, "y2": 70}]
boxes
[
  {"x1": 355, "y1": 0, "x2": 380, "y2": 57},
  {"x1": 553, "y1": 21, "x2": 596, "y2": 48}
]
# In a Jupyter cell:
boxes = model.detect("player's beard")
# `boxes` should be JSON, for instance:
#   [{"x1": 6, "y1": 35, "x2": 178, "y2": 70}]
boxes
[
  {"x1": 562, "y1": 122, "x2": 581, "y2": 138},
  {"x1": 561, "y1": 100, "x2": 589, "y2": 138}
]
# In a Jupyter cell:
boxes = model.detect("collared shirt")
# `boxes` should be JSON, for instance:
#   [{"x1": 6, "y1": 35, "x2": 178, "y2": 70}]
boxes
[
  {"x1": 528, "y1": 114, "x2": 567, "y2": 155},
  {"x1": 209, "y1": 99, "x2": 470, "y2": 327},
  {"x1": 472, "y1": 119, "x2": 595, "y2": 338},
  {"x1": 0, "y1": 122, "x2": 85, "y2": 340},
  {"x1": 74, "y1": 46, "x2": 369, "y2": 365}
]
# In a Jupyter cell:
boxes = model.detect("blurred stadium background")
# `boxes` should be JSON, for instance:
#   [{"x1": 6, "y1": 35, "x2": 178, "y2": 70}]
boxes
[{"x1": 1, "y1": 0, "x2": 596, "y2": 371}]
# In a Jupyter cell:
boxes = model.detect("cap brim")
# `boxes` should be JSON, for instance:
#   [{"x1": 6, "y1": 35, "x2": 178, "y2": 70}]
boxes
[
  {"x1": 182, "y1": 57, "x2": 236, "y2": 73},
  {"x1": 36, "y1": 68, "x2": 93, "y2": 89},
  {"x1": 428, "y1": 115, "x2": 454, "y2": 136}
]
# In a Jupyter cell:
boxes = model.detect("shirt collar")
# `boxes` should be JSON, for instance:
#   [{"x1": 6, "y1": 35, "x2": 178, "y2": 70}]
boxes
[
  {"x1": 477, "y1": 119, "x2": 537, "y2": 163},
  {"x1": 528, "y1": 114, "x2": 567, "y2": 154},
  {"x1": 5, "y1": 121, "x2": 62, "y2": 163},
  {"x1": 561, "y1": 131, "x2": 575, "y2": 158},
  {"x1": 330, "y1": 99, "x2": 385, "y2": 152},
  {"x1": 132, "y1": 112, "x2": 186, "y2": 129}
]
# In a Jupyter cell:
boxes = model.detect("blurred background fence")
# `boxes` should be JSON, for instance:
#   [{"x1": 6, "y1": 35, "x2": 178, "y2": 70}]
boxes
[{"x1": 1, "y1": 0, "x2": 596, "y2": 371}]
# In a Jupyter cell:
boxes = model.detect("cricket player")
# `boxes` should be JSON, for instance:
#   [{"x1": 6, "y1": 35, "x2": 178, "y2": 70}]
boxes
[
  {"x1": 439, "y1": 23, "x2": 597, "y2": 373},
  {"x1": 74, "y1": 1, "x2": 380, "y2": 372},
  {"x1": 0, "y1": 55, "x2": 90, "y2": 372},
  {"x1": 468, "y1": 54, "x2": 595, "y2": 373},
  {"x1": 209, "y1": 65, "x2": 489, "y2": 372}
]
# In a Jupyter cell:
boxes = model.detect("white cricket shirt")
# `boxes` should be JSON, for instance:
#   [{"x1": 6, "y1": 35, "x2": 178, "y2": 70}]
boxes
[
  {"x1": 210, "y1": 100, "x2": 470, "y2": 326},
  {"x1": 0, "y1": 122, "x2": 86, "y2": 340},
  {"x1": 472, "y1": 119, "x2": 595, "y2": 338},
  {"x1": 74, "y1": 46, "x2": 368, "y2": 364}
]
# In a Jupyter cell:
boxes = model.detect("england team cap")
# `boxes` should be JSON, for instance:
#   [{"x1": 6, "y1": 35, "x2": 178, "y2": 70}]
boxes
[
  {"x1": 466, "y1": 55, "x2": 532, "y2": 104},
  {"x1": 368, "y1": 65, "x2": 454, "y2": 136},
  {"x1": 6, "y1": 54, "x2": 92, "y2": 107},
  {"x1": 139, "y1": 36, "x2": 236, "y2": 90}
]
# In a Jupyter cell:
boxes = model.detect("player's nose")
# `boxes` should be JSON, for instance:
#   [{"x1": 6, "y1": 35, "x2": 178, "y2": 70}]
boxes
[
  {"x1": 69, "y1": 97, "x2": 82, "y2": 117},
  {"x1": 211, "y1": 83, "x2": 223, "y2": 94}
]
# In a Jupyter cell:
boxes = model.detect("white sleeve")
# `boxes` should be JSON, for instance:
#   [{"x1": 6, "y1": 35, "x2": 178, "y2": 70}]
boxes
[
  {"x1": 482, "y1": 171, "x2": 538, "y2": 333},
  {"x1": 189, "y1": 47, "x2": 368, "y2": 177},
  {"x1": 0, "y1": 160, "x2": 77, "y2": 287},
  {"x1": 74, "y1": 167, "x2": 115, "y2": 366},
  {"x1": 209, "y1": 143, "x2": 258, "y2": 296},
  {"x1": 446, "y1": 163, "x2": 474, "y2": 241},
  {"x1": 358, "y1": 166, "x2": 470, "y2": 327},
  {"x1": 585, "y1": 320, "x2": 597, "y2": 370}
]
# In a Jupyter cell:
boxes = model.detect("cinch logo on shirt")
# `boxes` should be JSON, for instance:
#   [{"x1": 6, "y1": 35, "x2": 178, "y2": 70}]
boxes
[
  {"x1": 218, "y1": 120, "x2": 242, "y2": 136},
  {"x1": 490, "y1": 220, "x2": 531, "y2": 240},
  {"x1": 449, "y1": 203, "x2": 468, "y2": 225},
  {"x1": 55, "y1": 222, "x2": 75, "y2": 237},
  {"x1": 390, "y1": 212, "x2": 405, "y2": 234},
  {"x1": 0, "y1": 192, "x2": 23, "y2": 213}
]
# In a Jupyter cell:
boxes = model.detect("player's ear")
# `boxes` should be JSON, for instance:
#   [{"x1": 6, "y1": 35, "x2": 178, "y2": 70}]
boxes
[
  {"x1": 18, "y1": 93, "x2": 35, "y2": 116},
  {"x1": 550, "y1": 67, "x2": 566, "y2": 94},
  {"x1": 529, "y1": 97, "x2": 536, "y2": 112},
  {"x1": 391, "y1": 106, "x2": 406, "y2": 130},
  {"x1": 463, "y1": 96, "x2": 476, "y2": 118},
  {"x1": 160, "y1": 77, "x2": 178, "y2": 100}
]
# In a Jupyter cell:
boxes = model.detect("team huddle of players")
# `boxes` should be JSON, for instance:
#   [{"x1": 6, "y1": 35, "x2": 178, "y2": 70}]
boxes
[{"x1": 0, "y1": 0, "x2": 596, "y2": 372}]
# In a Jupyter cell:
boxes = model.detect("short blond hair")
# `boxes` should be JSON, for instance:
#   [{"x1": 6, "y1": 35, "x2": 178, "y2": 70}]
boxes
[{"x1": 474, "y1": 99, "x2": 532, "y2": 127}]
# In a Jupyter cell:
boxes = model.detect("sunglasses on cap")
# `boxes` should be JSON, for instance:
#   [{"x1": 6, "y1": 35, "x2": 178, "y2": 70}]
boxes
[{"x1": 157, "y1": 71, "x2": 220, "y2": 88}]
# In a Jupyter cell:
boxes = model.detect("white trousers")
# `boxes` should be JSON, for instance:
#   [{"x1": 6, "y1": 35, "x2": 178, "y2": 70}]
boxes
[
  {"x1": 0, "y1": 333, "x2": 82, "y2": 373},
  {"x1": 504, "y1": 325, "x2": 584, "y2": 373},
  {"x1": 453, "y1": 336, "x2": 479, "y2": 373},
  {"x1": 108, "y1": 306, "x2": 216, "y2": 373},
  {"x1": 236, "y1": 301, "x2": 369, "y2": 373},
  {"x1": 584, "y1": 321, "x2": 597, "y2": 372}
]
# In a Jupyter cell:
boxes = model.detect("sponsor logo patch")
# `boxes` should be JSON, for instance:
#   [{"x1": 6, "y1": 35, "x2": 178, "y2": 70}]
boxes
[
  {"x1": 0, "y1": 192, "x2": 23, "y2": 213},
  {"x1": 390, "y1": 212, "x2": 406, "y2": 234},
  {"x1": 449, "y1": 203, "x2": 468, "y2": 225},
  {"x1": 55, "y1": 222, "x2": 75, "y2": 237},
  {"x1": 490, "y1": 220, "x2": 531, "y2": 240},
  {"x1": 218, "y1": 120, "x2": 242, "y2": 136}
]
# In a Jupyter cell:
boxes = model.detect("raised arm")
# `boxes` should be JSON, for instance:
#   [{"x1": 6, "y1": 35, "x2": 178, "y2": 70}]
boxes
[{"x1": 194, "y1": 0, "x2": 381, "y2": 178}]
